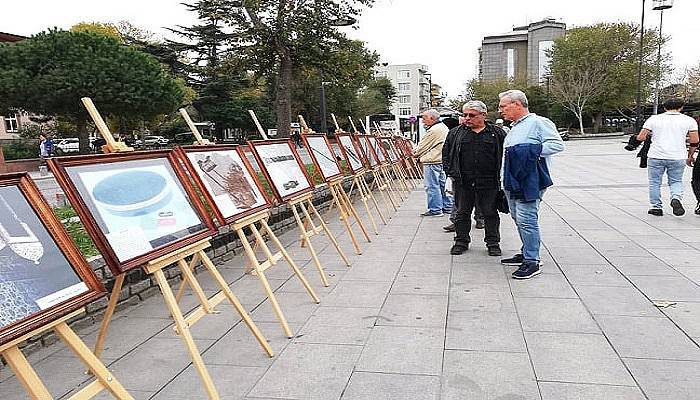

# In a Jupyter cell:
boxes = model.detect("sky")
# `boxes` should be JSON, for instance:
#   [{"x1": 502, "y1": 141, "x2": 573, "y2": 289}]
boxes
[{"x1": 4, "y1": 0, "x2": 699, "y2": 98}]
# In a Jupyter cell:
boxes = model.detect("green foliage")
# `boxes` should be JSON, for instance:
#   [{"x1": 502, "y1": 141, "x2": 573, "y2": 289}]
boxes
[
  {"x1": 355, "y1": 78, "x2": 397, "y2": 118},
  {"x1": 0, "y1": 140, "x2": 37, "y2": 160},
  {"x1": 71, "y1": 22, "x2": 123, "y2": 42},
  {"x1": 52, "y1": 205, "x2": 99, "y2": 257}
]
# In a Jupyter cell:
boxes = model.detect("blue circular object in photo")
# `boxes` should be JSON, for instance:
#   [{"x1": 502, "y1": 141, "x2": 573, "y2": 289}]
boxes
[{"x1": 92, "y1": 170, "x2": 173, "y2": 216}]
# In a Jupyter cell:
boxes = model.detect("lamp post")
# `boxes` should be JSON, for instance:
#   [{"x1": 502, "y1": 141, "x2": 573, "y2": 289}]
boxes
[
  {"x1": 634, "y1": 0, "x2": 647, "y2": 132},
  {"x1": 652, "y1": 0, "x2": 673, "y2": 115}
]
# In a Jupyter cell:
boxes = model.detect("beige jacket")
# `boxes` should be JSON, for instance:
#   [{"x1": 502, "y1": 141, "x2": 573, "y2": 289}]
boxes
[{"x1": 414, "y1": 122, "x2": 448, "y2": 164}]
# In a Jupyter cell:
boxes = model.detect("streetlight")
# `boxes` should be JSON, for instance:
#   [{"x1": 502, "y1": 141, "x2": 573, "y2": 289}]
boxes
[
  {"x1": 634, "y1": 0, "x2": 647, "y2": 132},
  {"x1": 652, "y1": 0, "x2": 673, "y2": 115}
]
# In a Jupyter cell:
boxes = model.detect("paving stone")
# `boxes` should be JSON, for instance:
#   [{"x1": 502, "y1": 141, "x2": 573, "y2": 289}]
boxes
[
  {"x1": 408, "y1": 239, "x2": 454, "y2": 255},
  {"x1": 661, "y1": 302, "x2": 700, "y2": 339},
  {"x1": 401, "y1": 254, "x2": 453, "y2": 273},
  {"x1": 377, "y1": 294, "x2": 447, "y2": 328},
  {"x1": 627, "y1": 275, "x2": 700, "y2": 302},
  {"x1": 445, "y1": 310, "x2": 526, "y2": 352},
  {"x1": 203, "y1": 321, "x2": 299, "y2": 367},
  {"x1": 251, "y1": 291, "x2": 320, "y2": 324},
  {"x1": 247, "y1": 343, "x2": 361, "y2": 400},
  {"x1": 559, "y1": 264, "x2": 631, "y2": 287},
  {"x1": 539, "y1": 382, "x2": 645, "y2": 400},
  {"x1": 390, "y1": 271, "x2": 450, "y2": 295},
  {"x1": 341, "y1": 371, "x2": 440, "y2": 400},
  {"x1": 449, "y1": 281, "x2": 516, "y2": 313},
  {"x1": 152, "y1": 364, "x2": 266, "y2": 399},
  {"x1": 509, "y1": 273, "x2": 578, "y2": 298},
  {"x1": 305, "y1": 306, "x2": 380, "y2": 328},
  {"x1": 340, "y1": 259, "x2": 403, "y2": 281},
  {"x1": 525, "y1": 332, "x2": 636, "y2": 386},
  {"x1": 624, "y1": 358, "x2": 700, "y2": 400},
  {"x1": 515, "y1": 297, "x2": 600, "y2": 333},
  {"x1": 607, "y1": 256, "x2": 681, "y2": 276},
  {"x1": 441, "y1": 350, "x2": 540, "y2": 400},
  {"x1": 548, "y1": 246, "x2": 608, "y2": 264},
  {"x1": 576, "y1": 285, "x2": 661, "y2": 317},
  {"x1": 356, "y1": 326, "x2": 444, "y2": 375},
  {"x1": 322, "y1": 280, "x2": 392, "y2": 308}
]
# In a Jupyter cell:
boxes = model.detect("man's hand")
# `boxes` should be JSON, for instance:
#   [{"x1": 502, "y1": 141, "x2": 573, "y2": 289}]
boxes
[{"x1": 687, "y1": 155, "x2": 695, "y2": 167}]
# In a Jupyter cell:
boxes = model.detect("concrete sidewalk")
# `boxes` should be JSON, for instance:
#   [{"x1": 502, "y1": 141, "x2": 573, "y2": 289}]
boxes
[{"x1": 1, "y1": 138, "x2": 699, "y2": 399}]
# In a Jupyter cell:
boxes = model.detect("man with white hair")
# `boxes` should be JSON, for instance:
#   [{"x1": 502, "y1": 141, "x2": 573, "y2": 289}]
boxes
[
  {"x1": 414, "y1": 109, "x2": 453, "y2": 216},
  {"x1": 443, "y1": 100, "x2": 506, "y2": 256},
  {"x1": 498, "y1": 89, "x2": 565, "y2": 279}
]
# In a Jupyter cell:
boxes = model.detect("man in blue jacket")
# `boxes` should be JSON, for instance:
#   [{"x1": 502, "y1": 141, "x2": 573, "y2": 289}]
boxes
[{"x1": 498, "y1": 90, "x2": 565, "y2": 279}]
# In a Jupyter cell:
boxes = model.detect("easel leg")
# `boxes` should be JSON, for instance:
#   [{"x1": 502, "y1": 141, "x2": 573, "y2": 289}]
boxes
[
  {"x1": 338, "y1": 183, "x2": 371, "y2": 243},
  {"x1": 178, "y1": 258, "x2": 213, "y2": 314},
  {"x1": 175, "y1": 252, "x2": 200, "y2": 302},
  {"x1": 355, "y1": 177, "x2": 379, "y2": 234},
  {"x1": 198, "y1": 252, "x2": 274, "y2": 357},
  {"x1": 291, "y1": 203, "x2": 329, "y2": 286},
  {"x1": 361, "y1": 175, "x2": 387, "y2": 225},
  {"x1": 54, "y1": 323, "x2": 134, "y2": 400},
  {"x1": 330, "y1": 183, "x2": 363, "y2": 254},
  {"x1": 236, "y1": 228, "x2": 294, "y2": 338},
  {"x1": 305, "y1": 199, "x2": 351, "y2": 267},
  {"x1": 93, "y1": 273, "x2": 125, "y2": 359},
  {"x1": 2, "y1": 346, "x2": 52, "y2": 399},
  {"x1": 152, "y1": 269, "x2": 220, "y2": 400}
]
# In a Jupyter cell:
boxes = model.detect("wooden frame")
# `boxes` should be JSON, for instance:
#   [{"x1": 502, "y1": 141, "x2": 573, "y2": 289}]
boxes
[
  {"x1": 247, "y1": 139, "x2": 315, "y2": 203},
  {"x1": 335, "y1": 133, "x2": 366, "y2": 174},
  {"x1": 368, "y1": 136, "x2": 388, "y2": 164},
  {"x1": 176, "y1": 145, "x2": 272, "y2": 226},
  {"x1": 48, "y1": 150, "x2": 216, "y2": 275},
  {"x1": 379, "y1": 137, "x2": 398, "y2": 163},
  {"x1": 301, "y1": 134, "x2": 344, "y2": 182},
  {"x1": 358, "y1": 135, "x2": 380, "y2": 168},
  {"x1": 0, "y1": 173, "x2": 105, "y2": 346}
]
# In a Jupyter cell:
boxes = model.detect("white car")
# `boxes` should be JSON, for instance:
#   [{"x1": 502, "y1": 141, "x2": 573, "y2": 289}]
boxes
[
  {"x1": 144, "y1": 135, "x2": 170, "y2": 147},
  {"x1": 55, "y1": 138, "x2": 79, "y2": 154}
]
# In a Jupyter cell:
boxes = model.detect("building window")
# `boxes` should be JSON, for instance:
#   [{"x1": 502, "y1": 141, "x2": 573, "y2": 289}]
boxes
[
  {"x1": 398, "y1": 82, "x2": 411, "y2": 92},
  {"x1": 375, "y1": 71, "x2": 387, "y2": 78},
  {"x1": 538, "y1": 40, "x2": 554, "y2": 81},
  {"x1": 506, "y1": 49, "x2": 515, "y2": 80},
  {"x1": 399, "y1": 108, "x2": 411, "y2": 116},
  {"x1": 397, "y1": 70, "x2": 410, "y2": 79},
  {"x1": 4, "y1": 113, "x2": 19, "y2": 133},
  {"x1": 399, "y1": 95, "x2": 411, "y2": 104}
]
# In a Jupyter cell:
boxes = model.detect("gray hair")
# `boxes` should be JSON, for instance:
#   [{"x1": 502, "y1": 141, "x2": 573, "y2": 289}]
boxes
[
  {"x1": 422, "y1": 109, "x2": 440, "y2": 120},
  {"x1": 463, "y1": 100, "x2": 488, "y2": 114},
  {"x1": 498, "y1": 89, "x2": 529, "y2": 108}
]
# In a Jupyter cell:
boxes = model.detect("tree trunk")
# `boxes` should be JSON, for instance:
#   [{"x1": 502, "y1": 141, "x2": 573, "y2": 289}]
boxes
[
  {"x1": 274, "y1": 50, "x2": 293, "y2": 138},
  {"x1": 593, "y1": 113, "x2": 603, "y2": 134},
  {"x1": 76, "y1": 117, "x2": 90, "y2": 155},
  {"x1": 576, "y1": 111, "x2": 585, "y2": 135}
]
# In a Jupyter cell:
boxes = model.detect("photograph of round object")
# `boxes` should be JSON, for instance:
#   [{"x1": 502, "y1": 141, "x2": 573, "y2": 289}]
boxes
[{"x1": 92, "y1": 170, "x2": 173, "y2": 217}]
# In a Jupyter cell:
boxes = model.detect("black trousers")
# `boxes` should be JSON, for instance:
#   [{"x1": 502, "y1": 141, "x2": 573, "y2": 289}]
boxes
[
  {"x1": 453, "y1": 181, "x2": 500, "y2": 247},
  {"x1": 692, "y1": 159, "x2": 700, "y2": 202}
]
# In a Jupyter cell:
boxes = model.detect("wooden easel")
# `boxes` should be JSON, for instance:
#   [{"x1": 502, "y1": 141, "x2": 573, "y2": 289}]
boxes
[
  {"x1": 373, "y1": 122, "x2": 407, "y2": 202},
  {"x1": 1, "y1": 309, "x2": 133, "y2": 399},
  {"x1": 179, "y1": 108, "x2": 212, "y2": 145},
  {"x1": 81, "y1": 98, "x2": 272, "y2": 400}
]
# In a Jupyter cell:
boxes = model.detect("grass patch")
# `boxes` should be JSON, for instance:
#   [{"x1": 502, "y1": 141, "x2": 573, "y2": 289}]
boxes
[{"x1": 52, "y1": 205, "x2": 99, "y2": 257}]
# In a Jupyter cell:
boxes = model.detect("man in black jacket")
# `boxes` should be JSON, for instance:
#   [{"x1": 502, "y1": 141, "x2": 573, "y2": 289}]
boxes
[{"x1": 443, "y1": 100, "x2": 506, "y2": 256}]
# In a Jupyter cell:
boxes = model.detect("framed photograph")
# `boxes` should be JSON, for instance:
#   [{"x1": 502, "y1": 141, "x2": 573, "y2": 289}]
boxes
[
  {"x1": 380, "y1": 138, "x2": 399, "y2": 163},
  {"x1": 49, "y1": 151, "x2": 216, "y2": 275},
  {"x1": 248, "y1": 139, "x2": 314, "y2": 202},
  {"x1": 301, "y1": 134, "x2": 343, "y2": 182},
  {"x1": 176, "y1": 145, "x2": 271, "y2": 226},
  {"x1": 358, "y1": 135, "x2": 380, "y2": 168},
  {"x1": 336, "y1": 134, "x2": 366, "y2": 174},
  {"x1": 0, "y1": 173, "x2": 105, "y2": 346}
]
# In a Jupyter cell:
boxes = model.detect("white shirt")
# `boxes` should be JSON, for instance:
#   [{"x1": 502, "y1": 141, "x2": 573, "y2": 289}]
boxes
[{"x1": 643, "y1": 111, "x2": 698, "y2": 160}]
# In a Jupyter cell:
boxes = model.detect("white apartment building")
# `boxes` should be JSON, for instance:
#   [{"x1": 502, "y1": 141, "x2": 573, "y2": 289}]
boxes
[{"x1": 374, "y1": 63, "x2": 431, "y2": 120}]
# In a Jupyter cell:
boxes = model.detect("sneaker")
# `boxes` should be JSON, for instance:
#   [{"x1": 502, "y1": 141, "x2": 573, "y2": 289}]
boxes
[
  {"x1": 450, "y1": 243, "x2": 469, "y2": 255},
  {"x1": 501, "y1": 253, "x2": 523, "y2": 266},
  {"x1": 420, "y1": 210, "x2": 443, "y2": 217},
  {"x1": 442, "y1": 223, "x2": 456, "y2": 232},
  {"x1": 487, "y1": 246, "x2": 502, "y2": 256},
  {"x1": 671, "y1": 199, "x2": 685, "y2": 216},
  {"x1": 442, "y1": 208, "x2": 453, "y2": 214},
  {"x1": 648, "y1": 208, "x2": 663, "y2": 216},
  {"x1": 512, "y1": 262, "x2": 541, "y2": 279},
  {"x1": 475, "y1": 219, "x2": 485, "y2": 229},
  {"x1": 695, "y1": 201, "x2": 700, "y2": 215}
]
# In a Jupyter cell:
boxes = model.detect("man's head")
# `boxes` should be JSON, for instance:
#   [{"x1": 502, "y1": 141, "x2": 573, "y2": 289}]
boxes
[
  {"x1": 421, "y1": 109, "x2": 440, "y2": 127},
  {"x1": 498, "y1": 89, "x2": 529, "y2": 122},
  {"x1": 663, "y1": 97, "x2": 685, "y2": 112},
  {"x1": 462, "y1": 100, "x2": 488, "y2": 130}
]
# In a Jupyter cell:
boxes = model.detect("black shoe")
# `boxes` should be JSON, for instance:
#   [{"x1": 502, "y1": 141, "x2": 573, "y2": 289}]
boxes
[
  {"x1": 421, "y1": 210, "x2": 443, "y2": 217},
  {"x1": 442, "y1": 223, "x2": 456, "y2": 232},
  {"x1": 487, "y1": 246, "x2": 502, "y2": 256},
  {"x1": 450, "y1": 243, "x2": 469, "y2": 255},
  {"x1": 695, "y1": 201, "x2": 700, "y2": 215},
  {"x1": 648, "y1": 208, "x2": 663, "y2": 216},
  {"x1": 671, "y1": 199, "x2": 685, "y2": 216},
  {"x1": 501, "y1": 253, "x2": 523, "y2": 266},
  {"x1": 475, "y1": 219, "x2": 485, "y2": 229},
  {"x1": 512, "y1": 262, "x2": 541, "y2": 279}
]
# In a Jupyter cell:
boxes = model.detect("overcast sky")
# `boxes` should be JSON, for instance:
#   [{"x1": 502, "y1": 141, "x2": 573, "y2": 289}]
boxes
[{"x1": 5, "y1": 0, "x2": 698, "y2": 98}]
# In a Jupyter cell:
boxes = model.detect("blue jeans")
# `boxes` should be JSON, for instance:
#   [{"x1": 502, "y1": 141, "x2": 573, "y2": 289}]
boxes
[
  {"x1": 423, "y1": 164, "x2": 453, "y2": 212},
  {"x1": 647, "y1": 158, "x2": 686, "y2": 209},
  {"x1": 505, "y1": 190, "x2": 544, "y2": 262}
]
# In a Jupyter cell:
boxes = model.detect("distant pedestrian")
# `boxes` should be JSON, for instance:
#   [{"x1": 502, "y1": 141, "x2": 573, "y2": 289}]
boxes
[
  {"x1": 498, "y1": 90, "x2": 565, "y2": 279},
  {"x1": 38, "y1": 134, "x2": 53, "y2": 162},
  {"x1": 443, "y1": 101, "x2": 506, "y2": 256},
  {"x1": 413, "y1": 109, "x2": 453, "y2": 217},
  {"x1": 635, "y1": 98, "x2": 698, "y2": 216},
  {"x1": 495, "y1": 118, "x2": 511, "y2": 134}
]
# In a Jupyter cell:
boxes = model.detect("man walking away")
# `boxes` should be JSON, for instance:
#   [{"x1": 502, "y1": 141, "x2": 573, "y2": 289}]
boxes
[
  {"x1": 443, "y1": 101, "x2": 506, "y2": 256},
  {"x1": 498, "y1": 90, "x2": 565, "y2": 279},
  {"x1": 414, "y1": 109, "x2": 453, "y2": 217},
  {"x1": 635, "y1": 98, "x2": 699, "y2": 216}
]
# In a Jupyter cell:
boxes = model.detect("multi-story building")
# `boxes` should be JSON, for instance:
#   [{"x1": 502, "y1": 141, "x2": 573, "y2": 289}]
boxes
[
  {"x1": 479, "y1": 18, "x2": 566, "y2": 84},
  {"x1": 0, "y1": 32, "x2": 28, "y2": 140},
  {"x1": 374, "y1": 63, "x2": 431, "y2": 119}
]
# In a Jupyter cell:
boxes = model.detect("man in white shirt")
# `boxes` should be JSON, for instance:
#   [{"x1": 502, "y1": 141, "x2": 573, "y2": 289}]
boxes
[{"x1": 636, "y1": 98, "x2": 699, "y2": 216}]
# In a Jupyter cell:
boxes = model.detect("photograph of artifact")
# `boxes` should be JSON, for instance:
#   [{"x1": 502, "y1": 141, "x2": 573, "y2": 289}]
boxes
[
  {"x1": 184, "y1": 148, "x2": 268, "y2": 222},
  {"x1": 248, "y1": 140, "x2": 313, "y2": 202},
  {"x1": 0, "y1": 174, "x2": 104, "y2": 345},
  {"x1": 54, "y1": 155, "x2": 211, "y2": 267},
  {"x1": 380, "y1": 138, "x2": 398, "y2": 162},
  {"x1": 303, "y1": 135, "x2": 342, "y2": 181},
  {"x1": 359, "y1": 136, "x2": 379, "y2": 167},
  {"x1": 369, "y1": 136, "x2": 387, "y2": 163},
  {"x1": 337, "y1": 135, "x2": 364, "y2": 172}
]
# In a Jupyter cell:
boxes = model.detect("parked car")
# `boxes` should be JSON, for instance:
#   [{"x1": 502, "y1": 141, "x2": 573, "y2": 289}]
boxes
[
  {"x1": 55, "y1": 138, "x2": 79, "y2": 155},
  {"x1": 558, "y1": 128, "x2": 570, "y2": 141},
  {"x1": 173, "y1": 132, "x2": 214, "y2": 145},
  {"x1": 144, "y1": 135, "x2": 170, "y2": 147}
]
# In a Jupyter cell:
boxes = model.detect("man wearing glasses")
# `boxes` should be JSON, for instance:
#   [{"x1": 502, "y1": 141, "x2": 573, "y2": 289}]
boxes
[
  {"x1": 443, "y1": 100, "x2": 506, "y2": 256},
  {"x1": 498, "y1": 90, "x2": 565, "y2": 279}
]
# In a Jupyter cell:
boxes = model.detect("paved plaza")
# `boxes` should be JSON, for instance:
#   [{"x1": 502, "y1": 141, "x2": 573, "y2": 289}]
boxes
[{"x1": 2, "y1": 138, "x2": 700, "y2": 399}]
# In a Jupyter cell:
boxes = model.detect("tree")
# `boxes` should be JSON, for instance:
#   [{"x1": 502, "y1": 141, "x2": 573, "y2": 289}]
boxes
[
  {"x1": 355, "y1": 77, "x2": 396, "y2": 118},
  {"x1": 0, "y1": 29, "x2": 186, "y2": 153},
  {"x1": 548, "y1": 23, "x2": 664, "y2": 133},
  {"x1": 228, "y1": 0, "x2": 374, "y2": 137}
]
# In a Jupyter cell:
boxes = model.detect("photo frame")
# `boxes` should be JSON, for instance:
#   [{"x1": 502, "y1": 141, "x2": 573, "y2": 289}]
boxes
[
  {"x1": 49, "y1": 150, "x2": 216, "y2": 275},
  {"x1": 358, "y1": 135, "x2": 379, "y2": 168},
  {"x1": 301, "y1": 134, "x2": 343, "y2": 182},
  {"x1": 336, "y1": 134, "x2": 366, "y2": 174},
  {"x1": 380, "y1": 138, "x2": 399, "y2": 163},
  {"x1": 0, "y1": 173, "x2": 105, "y2": 346},
  {"x1": 248, "y1": 139, "x2": 315, "y2": 202},
  {"x1": 176, "y1": 145, "x2": 272, "y2": 226}
]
